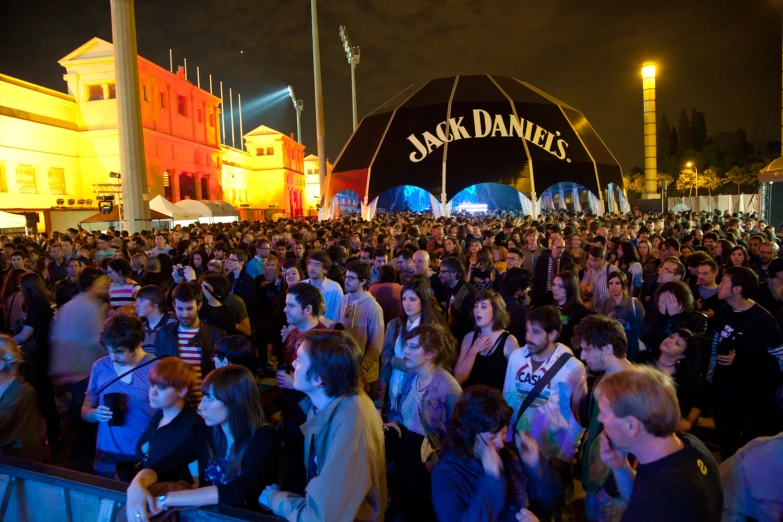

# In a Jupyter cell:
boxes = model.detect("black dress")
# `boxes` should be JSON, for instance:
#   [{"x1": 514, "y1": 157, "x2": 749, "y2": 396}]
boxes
[
  {"x1": 559, "y1": 303, "x2": 589, "y2": 351},
  {"x1": 463, "y1": 331, "x2": 511, "y2": 391},
  {"x1": 136, "y1": 407, "x2": 203, "y2": 483}
]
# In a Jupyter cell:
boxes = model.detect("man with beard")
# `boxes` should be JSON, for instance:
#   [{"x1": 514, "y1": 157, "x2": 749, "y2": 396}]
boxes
[
  {"x1": 576, "y1": 315, "x2": 634, "y2": 521},
  {"x1": 154, "y1": 282, "x2": 225, "y2": 403},
  {"x1": 503, "y1": 305, "x2": 586, "y2": 520},
  {"x1": 336, "y1": 261, "x2": 384, "y2": 395},
  {"x1": 596, "y1": 367, "x2": 722, "y2": 522},
  {"x1": 753, "y1": 241, "x2": 775, "y2": 282},
  {"x1": 438, "y1": 256, "x2": 477, "y2": 342}
]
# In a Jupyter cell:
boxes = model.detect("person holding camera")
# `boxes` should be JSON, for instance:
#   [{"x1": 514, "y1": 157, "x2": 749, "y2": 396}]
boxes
[{"x1": 81, "y1": 313, "x2": 157, "y2": 478}]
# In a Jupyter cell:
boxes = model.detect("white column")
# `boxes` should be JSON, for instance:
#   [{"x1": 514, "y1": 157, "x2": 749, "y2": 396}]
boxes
[{"x1": 110, "y1": 0, "x2": 151, "y2": 233}]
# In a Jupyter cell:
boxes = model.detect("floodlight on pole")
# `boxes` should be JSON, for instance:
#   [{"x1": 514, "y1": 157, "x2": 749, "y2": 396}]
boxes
[
  {"x1": 686, "y1": 161, "x2": 699, "y2": 197},
  {"x1": 288, "y1": 85, "x2": 304, "y2": 144},
  {"x1": 339, "y1": 25, "x2": 360, "y2": 131}
]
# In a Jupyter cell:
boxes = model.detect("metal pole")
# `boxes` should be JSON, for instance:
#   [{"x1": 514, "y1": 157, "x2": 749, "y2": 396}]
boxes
[
  {"x1": 351, "y1": 60, "x2": 357, "y2": 131},
  {"x1": 229, "y1": 87, "x2": 235, "y2": 149},
  {"x1": 695, "y1": 166, "x2": 698, "y2": 198},
  {"x1": 169, "y1": 49, "x2": 173, "y2": 72},
  {"x1": 110, "y1": 0, "x2": 151, "y2": 233},
  {"x1": 196, "y1": 66, "x2": 200, "y2": 88},
  {"x1": 220, "y1": 81, "x2": 225, "y2": 145},
  {"x1": 209, "y1": 74, "x2": 212, "y2": 95},
  {"x1": 184, "y1": 58, "x2": 187, "y2": 81},
  {"x1": 312, "y1": 0, "x2": 328, "y2": 214},
  {"x1": 238, "y1": 93, "x2": 243, "y2": 151},
  {"x1": 296, "y1": 105, "x2": 302, "y2": 144}
]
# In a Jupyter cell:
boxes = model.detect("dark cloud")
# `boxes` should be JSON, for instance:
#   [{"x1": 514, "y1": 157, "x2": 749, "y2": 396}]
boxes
[{"x1": 1, "y1": 0, "x2": 780, "y2": 172}]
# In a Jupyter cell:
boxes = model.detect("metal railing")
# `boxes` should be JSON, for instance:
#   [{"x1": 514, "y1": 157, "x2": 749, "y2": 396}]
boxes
[{"x1": 0, "y1": 456, "x2": 281, "y2": 522}]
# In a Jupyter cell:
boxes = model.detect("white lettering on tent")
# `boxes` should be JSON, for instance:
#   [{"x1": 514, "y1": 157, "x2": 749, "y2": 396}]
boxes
[{"x1": 407, "y1": 109, "x2": 571, "y2": 163}]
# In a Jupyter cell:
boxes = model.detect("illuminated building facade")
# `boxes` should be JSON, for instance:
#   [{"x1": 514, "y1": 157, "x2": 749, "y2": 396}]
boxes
[
  {"x1": 0, "y1": 37, "x2": 305, "y2": 231},
  {"x1": 304, "y1": 153, "x2": 332, "y2": 215}
]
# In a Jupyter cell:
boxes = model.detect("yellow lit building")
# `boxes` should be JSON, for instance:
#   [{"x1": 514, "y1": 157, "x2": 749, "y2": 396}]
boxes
[
  {"x1": 304, "y1": 153, "x2": 332, "y2": 215},
  {"x1": 0, "y1": 37, "x2": 306, "y2": 232}
]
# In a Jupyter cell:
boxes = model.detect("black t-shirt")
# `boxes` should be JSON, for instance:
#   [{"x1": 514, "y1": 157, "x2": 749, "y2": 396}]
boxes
[
  {"x1": 711, "y1": 304, "x2": 783, "y2": 401},
  {"x1": 621, "y1": 434, "x2": 722, "y2": 522},
  {"x1": 23, "y1": 296, "x2": 56, "y2": 353}
]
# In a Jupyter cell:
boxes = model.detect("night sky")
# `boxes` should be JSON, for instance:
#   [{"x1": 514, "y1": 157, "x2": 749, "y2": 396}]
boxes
[{"x1": 1, "y1": 0, "x2": 781, "y2": 173}]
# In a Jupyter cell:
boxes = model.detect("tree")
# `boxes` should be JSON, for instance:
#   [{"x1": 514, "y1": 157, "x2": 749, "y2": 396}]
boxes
[
  {"x1": 724, "y1": 165, "x2": 752, "y2": 195},
  {"x1": 678, "y1": 108, "x2": 693, "y2": 153},
  {"x1": 623, "y1": 173, "x2": 646, "y2": 197},
  {"x1": 669, "y1": 127, "x2": 680, "y2": 157},
  {"x1": 691, "y1": 109, "x2": 707, "y2": 152},
  {"x1": 657, "y1": 115, "x2": 671, "y2": 156},
  {"x1": 700, "y1": 168, "x2": 724, "y2": 196},
  {"x1": 657, "y1": 173, "x2": 674, "y2": 190}
]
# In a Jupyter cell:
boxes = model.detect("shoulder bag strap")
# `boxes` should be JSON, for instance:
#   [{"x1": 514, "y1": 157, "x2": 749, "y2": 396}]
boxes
[
  {"x1": 505, "y1": 352, "x2": 573, "y2": 442},
  {"x1": 97, "y1": 357, "x2": 158, "y2": 396}
]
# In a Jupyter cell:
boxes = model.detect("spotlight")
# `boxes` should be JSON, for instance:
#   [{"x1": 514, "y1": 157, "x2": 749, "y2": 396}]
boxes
[
  {"x1": 78, "y1": 199, "x2": 85, "y2": 205},
  {"x1": 67, "y1": 199, "x2": 75, "y2": 206},
  {"x1": 56, "y1": 199, "x2": 65, "y2": 206},
  {"x1": 109, "y1": 171, "x2": 122, "y2": 179},
  {"x1": 86, "y1": 199, "x2": 93, "y2": 205}
]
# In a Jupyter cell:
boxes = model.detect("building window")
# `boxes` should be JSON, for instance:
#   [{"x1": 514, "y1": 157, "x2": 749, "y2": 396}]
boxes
[
  {"x1": 0, "y1": 162, "x2": 6, "y2": 192},
  {"x1": 160, "y1": 92, "x2": 166, "y2": 108},
  {"x1": 177, "y1": 94, "x2": 187, "y2": 116},
  {"x1": 143, "y1": 84, "x2": 149, "y2": 102},
  {"x1": 163, "y1": 171, "x2": 170, "y2": 187},
  {"x1": 266, "y1": 147, "x2": 274, "y2": 155},
  {"x1": 16, "y1": 164, "x2": 37, "y2": 194},
  {"x1": 208, "y1": 111, "x2": 215, "y2": 127},
  {"x1": 48, "y1": 167, "x2": 66, "y2": 195},
  {"x1": 197, "y1": 106, "x2": 203, "y2": 123},
  {"x1": 88, "y1": 84, "x2": 104, "y2": 101},
  {"x1": 107, "y1": 83, "x2": 116, "y2": 99},
  {"x1": 306, "y1": 169, "x2": 312, "y2": 175},
  {"x1": 256, "y1": 148, "x2": 265, "y2": 156}
]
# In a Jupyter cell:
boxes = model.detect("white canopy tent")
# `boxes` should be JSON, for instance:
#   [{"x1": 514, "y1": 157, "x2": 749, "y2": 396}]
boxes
[
  {"x1": 150, "y1": 195, "x2": 201, "y2": 224},
  {"x1": 0, "y1": 211, "x2": 27, "y2": 233},
  {"x1": 174, "y1": 200, "x2": 239, "y2": 224}
]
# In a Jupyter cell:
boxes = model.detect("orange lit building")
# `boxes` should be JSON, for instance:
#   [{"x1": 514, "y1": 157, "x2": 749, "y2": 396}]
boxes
[{"x1": 0, "y1": 37, "x2": 305, "y2": 232}]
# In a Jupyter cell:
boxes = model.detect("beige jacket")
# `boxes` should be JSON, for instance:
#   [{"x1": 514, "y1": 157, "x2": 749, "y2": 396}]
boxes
[{"x1": 268, "y1": 392, "x2": 387, "y2": 522}]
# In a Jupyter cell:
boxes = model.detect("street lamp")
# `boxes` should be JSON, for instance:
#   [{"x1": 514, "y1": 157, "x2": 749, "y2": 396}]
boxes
[
  {"x1": 686, "y1": 161, "x2": 699, "y2": 197},
  {"x1": 288, "y1": 85, "x2": 303, "y2": 144},
  {"x1": 339, "y1": 25, "x2": 361, "y2": 131}
]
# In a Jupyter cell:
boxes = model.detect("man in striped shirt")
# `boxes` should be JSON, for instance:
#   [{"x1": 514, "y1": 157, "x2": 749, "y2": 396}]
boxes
[
  {"x1": 154, "y1": 282, "x2": 225, "y2": 403},
  {"x1": 107, "y1": 258, "x2": 140, "y2": 312}
]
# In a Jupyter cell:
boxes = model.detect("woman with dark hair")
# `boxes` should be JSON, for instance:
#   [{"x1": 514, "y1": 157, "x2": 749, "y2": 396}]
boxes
[
  {"x1": 2, "y1": 268, "x2": 26, "y2": 332},
  {"x1": 33, "y1": 256, "x2": 51, "y2": 290},
  {"x1": 615, "y1": 241, "x2": 643, "y2": 296},
  {"x1": 432, "y1": 386, "x2": 553, "y2": 522},
  {"x1": 468, "y1": 247, "x2": 498, "y2": 291},
  {"x1": 637, "y1": 239, "x2": 659, "y2": 282},
  {"x1": 368, "y1": 264, "x2": 403, "y2": 325},
  {"x1": 126, "y1": 365, "x2": 278, "y2": 518},
  {"x1": 0, "y1": 335, "x2": 43, "y2": 462},
  {"x1": 189, "y1": 249, "x2": 209, "y2": 278},
  {"x1": 640, "y1": 280, "x2": 708, "y2": 354},
  {"x1": 550, "y1": 271, "x2": 589, "y2": 350},
  {"x1": 384, "y1": 323, "x2": 462, "y2": 522},
  {"x1": 637, "y1": 329, "x2": 703, "y2": 434},
  {"x1": 713, "y1": 239, "x2": 735, "y2": 267},
  {"x1": 13, "y1": 272, "x2": 59, "y2": 441},
  {"x1": 455, "y1": 290, "x2": 520, "y2": 391},
  {"x1": 444, "y1": 236, "x2": 468, "y2": 267},
  {"x1": 600, "y1": 271, "x2": 645, "y2": 361},
  {"x1": 212, "y1": 335, "x2": 256, "y2": 374},
  {"x1": 726, "y1": 245, "x2": 750, "y2": 269},
  {"x1": 377, "y1": 276, "x2": 447, "y2": 413},
  {"x1": 136, "y1": 357, "x2": 201, "y2": 483},
  {"x1": 467, "y1": 238, "x2": 482, "y2": 267}
]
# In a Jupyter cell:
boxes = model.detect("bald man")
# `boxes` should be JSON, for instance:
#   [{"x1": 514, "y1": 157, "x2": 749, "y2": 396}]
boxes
[
  {"x1": 412, "y1": 249, "x2": 449, "y2": 304},
  {"x1": 532, "y1": 236, "x2": 572, "y2": 306}
]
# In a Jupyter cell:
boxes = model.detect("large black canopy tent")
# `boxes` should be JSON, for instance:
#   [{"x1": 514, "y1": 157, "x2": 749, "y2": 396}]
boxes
[{"x1": 323, "y1": 74, "x2": 624, "y2": 218}]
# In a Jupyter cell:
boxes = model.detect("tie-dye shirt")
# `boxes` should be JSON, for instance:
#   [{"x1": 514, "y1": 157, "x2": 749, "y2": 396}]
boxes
[{"x1": 502, "y1": 343, "x2": 586, "y2": 462}]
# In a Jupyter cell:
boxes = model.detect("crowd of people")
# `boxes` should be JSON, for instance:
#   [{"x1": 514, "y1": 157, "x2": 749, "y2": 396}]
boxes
[{"x1": 0, "y1": 207, "x2": 781, "y2": 522}]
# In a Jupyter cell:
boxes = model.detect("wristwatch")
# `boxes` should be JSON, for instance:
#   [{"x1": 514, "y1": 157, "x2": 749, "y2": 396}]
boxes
[{"x1": 158, "y1": 494, "x2": 168, "y2": 511}]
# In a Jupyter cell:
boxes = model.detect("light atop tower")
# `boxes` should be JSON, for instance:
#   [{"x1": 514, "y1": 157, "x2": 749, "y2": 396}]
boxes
[{"x1": 642, "y1": 62, "x2": 656, "y2": 78}]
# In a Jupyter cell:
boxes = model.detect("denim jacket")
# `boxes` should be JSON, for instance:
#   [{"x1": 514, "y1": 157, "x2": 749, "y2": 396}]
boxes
[{"x1": 390, "y1": 366, "x2": 462, "y2": 448}]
